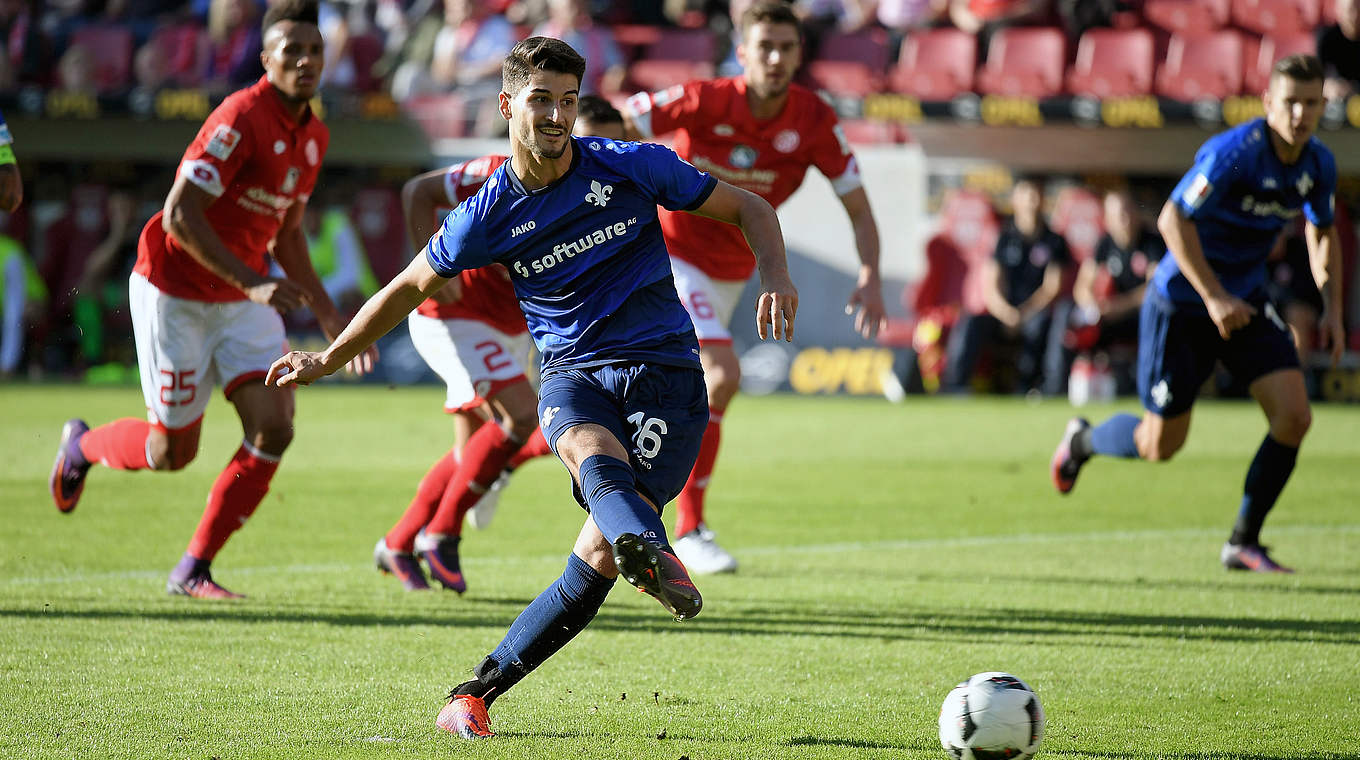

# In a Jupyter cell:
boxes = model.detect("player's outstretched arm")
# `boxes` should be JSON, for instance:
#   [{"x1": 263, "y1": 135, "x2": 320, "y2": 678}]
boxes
[
  {"x1": 270, "y1": 200, "x2": 377, "y2": 376},
  {"x1": 837, "y1": 187, "x2": 887, "y2": 339},
  {"x1": 1157, "y1": 200, "x2": 1254, "y2": 339},
  {"x1": 401, "y1": 169, "x2": 464, "y2": 304},
  {"x1": 164, "y1": 177, "x2": 306, "y2": 311},
  {"x1": 270, "y1": 253, "x2": 448, "y2": 387},
  {"x1": 691, "y1": 181, "x2": 798, "y2": 341},
  {"x1": 1304, "y1": 220, "x2": 1346, "y2": 365}
]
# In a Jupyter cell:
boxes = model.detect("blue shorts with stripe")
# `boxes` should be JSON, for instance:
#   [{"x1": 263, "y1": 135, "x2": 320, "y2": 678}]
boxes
[
  {"x1": 538, "y1": 363, "x2": 709, "y2": 513},
  {"x1": 1138, "y1": 288, "x2": 1299, "y2": 417}
]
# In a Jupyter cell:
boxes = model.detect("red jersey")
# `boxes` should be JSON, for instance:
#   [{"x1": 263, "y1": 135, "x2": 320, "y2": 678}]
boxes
[
  {"x1": 624, "y1": 77, "x2": 861, "y2": 281},
  {"x1": 413, "y1": 154, "x2": 526, "y2": 336},
  {"x1": 134, "y1": 76, "x2": 329, "y2": 302}
]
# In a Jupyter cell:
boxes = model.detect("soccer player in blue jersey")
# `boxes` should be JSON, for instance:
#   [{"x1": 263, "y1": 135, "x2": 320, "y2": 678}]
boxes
[
  {"x1": 1050, "y1": 55, "x2": 1345, "y2": 573},
  {"x1": 267, "y1": 37, "x2": 797, "y2": 738}
]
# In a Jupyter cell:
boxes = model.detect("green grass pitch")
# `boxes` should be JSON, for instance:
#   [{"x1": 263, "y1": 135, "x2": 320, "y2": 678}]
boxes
[{"x1": 2, "y1": 385, "x2": 1358, "y2": 759}]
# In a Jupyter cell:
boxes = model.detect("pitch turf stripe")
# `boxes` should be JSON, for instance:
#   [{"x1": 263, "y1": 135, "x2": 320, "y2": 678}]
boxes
[{"x1": 3, "y1": 523, "x2": 1357, "y2": 587}]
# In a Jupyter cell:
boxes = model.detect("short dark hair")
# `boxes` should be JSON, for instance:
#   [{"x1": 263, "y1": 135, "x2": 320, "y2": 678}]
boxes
[
  {"x1": 577, "y1": 95, "x2": 623, "y2": 126},
  {"x1": 262, "y1": 0, "x2": 319, "y2": 35},
  {"x1": 741, "y1": 0, "x2": 802, "y2": 38},
  {"x1": 1271, "y1": 54, "x2": 1324, "y2": 84},
  {"x1": 502, "y1": 37, "x2": 586, "y2": 96}
]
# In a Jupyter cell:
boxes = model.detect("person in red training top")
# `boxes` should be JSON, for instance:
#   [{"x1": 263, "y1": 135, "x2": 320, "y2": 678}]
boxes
[
  {"x1": 622, "y1": 0, "x2": 886, "y2": 574},
  {"x1": 373, "y1": 95, "x2": 629, "y2": 592},
  {"x1": 47, "y1": 0, "x2": 376, "y2": 599}
]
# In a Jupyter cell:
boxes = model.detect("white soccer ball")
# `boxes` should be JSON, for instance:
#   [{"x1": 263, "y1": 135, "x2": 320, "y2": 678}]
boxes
[{"x1": 938, "y1": 671, "x2": 1045, "y2": 760}]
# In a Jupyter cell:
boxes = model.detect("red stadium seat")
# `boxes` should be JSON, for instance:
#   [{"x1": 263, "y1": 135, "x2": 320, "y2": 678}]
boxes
[
  {"x1": 1244, "y1": 32, "x2": 1317, "y2": 92},
  {"x1": 149, "y1": 23, "x2": 205, "y2": 87},
  {"x1": 805, "y1": 29, "x2": 890, "y2": 95},
  {"x1": 627, "y1": 59, "x2": 714, "y2": 93},
  {"x1": 938, "y1": 189, "x2": 1001, "y2": 315},
  {"x1": 349, "y1": 187, "x2": 406, "y2": 287},
  {"x1": 890, "y1": 28, "x2": 977, "y2": 100},
  {"x1": 643, "y1": 27, "x2": 715, "y2": 62},
  {"x1": 1066, "y1": 28, "x2": 1156, "y2": 97},
  {"x1": 401, "y1": 94, "x2": 468, "y2": 141},
  {"x1": 1050, "y1": 187, "x2": 1104, "y2": 265},
  {"x1": 976, "y1": 27, "x2": 1067, "y2": 98},
  {"x1": 1322, "y1": 0, "x2": 1339, "y2": 24},
  {"x1": 1142, "y1": 0, "x2": 1231, "y2": 34},
  {"x1": 627, "y1": 28, "x2": 716, "y2": 92},
  {"x1": 1155, "y1": 31, "x2": 1245, "y2": 100},
  {"x1": 72, "y1": 25, "x2": 134, "y2": 92},
  {"x1": 1231, "y1": 0, "x2": 1319, "y2": 36}
]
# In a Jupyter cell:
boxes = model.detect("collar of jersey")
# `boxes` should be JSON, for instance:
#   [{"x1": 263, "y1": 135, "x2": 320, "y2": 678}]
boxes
[
  {"x1": 251, "y1": 75, "x2": 314, "y2": 131},
  {"x1": 504, "y1": 137, "x2": 582, "y2": 196}
]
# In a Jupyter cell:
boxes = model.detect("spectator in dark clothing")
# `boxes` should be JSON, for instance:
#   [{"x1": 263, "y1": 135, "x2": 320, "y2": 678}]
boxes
[
  {"x1": 1317, "y1": 0, "x2": 1360, "y2": 102},
  {"x1": 943, "y1": 177, "x2": 1071, "y2": 394}
]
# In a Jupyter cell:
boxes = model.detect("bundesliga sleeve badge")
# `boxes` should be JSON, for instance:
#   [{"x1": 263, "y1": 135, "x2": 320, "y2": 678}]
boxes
[{"x1": 205, "y1": 124, "x2": 242, "y2": 161}]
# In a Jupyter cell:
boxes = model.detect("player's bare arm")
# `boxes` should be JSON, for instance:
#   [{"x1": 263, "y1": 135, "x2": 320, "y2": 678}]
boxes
[
  {"x1": 271, "y1": 253, "x2": 446, "y2": 387},
  {"x1": 691, "y1": 181, "x2": 797, "y2": 341},
  {"x1": 164, "y1": 177, "x2": 306, "y2": 311},
  {"x1": 1157, "y1": 200, "x2": 1255, "y2": 339},
  {"x1": 401, "y1": 169, "x2": 463, "y2": 304},
  {"x1": 1304, "y1": 219, "x2": 1346, "y2": 365},
  {"x1": 837, "y1": 186, "x2": 887, "y2": 339},
  {"x1": 0, "y1": 163, "x2": 22, "y2": 212},
  {"x1": 270, "y1": 199, "x2": 377, "y2": 375}
]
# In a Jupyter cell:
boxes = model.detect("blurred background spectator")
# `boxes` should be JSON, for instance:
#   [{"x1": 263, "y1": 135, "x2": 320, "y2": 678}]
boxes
[
  {"x1": 204, "y1": 0, "x2": 262, "y2": 91},
  {"x1": 1318, "y1": 0, "x2": 1360, "y2": 102},
  {"x1": 533, "y1": 0, "x2": 625, "y2": 95}
]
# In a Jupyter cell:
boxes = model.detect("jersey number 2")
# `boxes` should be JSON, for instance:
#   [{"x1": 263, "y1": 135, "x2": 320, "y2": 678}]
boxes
[
  {"x1": 474, "y1": 340, "x2": 513, "y2": 373},
  {"x1": 159, "y1": 369, "x2": 198, "y2": 407}
]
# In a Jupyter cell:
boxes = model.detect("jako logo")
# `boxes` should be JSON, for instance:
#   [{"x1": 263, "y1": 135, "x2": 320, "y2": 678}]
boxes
[
  {"x1": 512, "y1": 219, "x2": 635, "y2": 277},
  {"x1": 511, "y1": 220, "x2": 536, "y2": 237},
  {"x1": 585, "y1": 180, "x2": 613, "y2": 207}
]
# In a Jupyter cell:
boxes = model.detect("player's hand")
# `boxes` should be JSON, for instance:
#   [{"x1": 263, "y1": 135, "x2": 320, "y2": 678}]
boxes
[
  {"x1": 756, "y1": 274, "x2": 798, "y2": 341},
  {"x1": 1319, "y1": 307, "x2": 1346, "y2": 367},
  {"x1": 845, "y1": 271, "x2": 887, "y2": 339},
  {"x1": 316, "y1": 314, "x2": 379, "y2": 376},
  {"x1": 269, "y1": 350, "x2": 332, "y2": 388},
  {"x1": 246, "y1": 278, "x2": 307, "y2": 312},
  {"x1": 1204, "y1": 292, "x2": 1256, "y2": 340},
  {"x1": 429, "y1": 277, "x2": 464, "y2": 303}
]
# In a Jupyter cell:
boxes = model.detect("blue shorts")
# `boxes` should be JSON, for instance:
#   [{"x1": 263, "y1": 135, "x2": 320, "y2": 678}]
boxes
[
  {"x1": 538, "y1": 363, "x2": 709, "y2": 512},
  {"x1": 1138, "y1": 289, "x2": 1299, "y2": 417}
]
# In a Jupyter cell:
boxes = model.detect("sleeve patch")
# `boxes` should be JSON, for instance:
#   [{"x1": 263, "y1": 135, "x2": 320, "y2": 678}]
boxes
[
  {"x1": 1184, "y1": 173, "x2": 1213, "y2": 211},
  {"x1": 205, "y1": 124, "x2": 242, "y2": 161},
  {"x1": 181, "y1": 160, "x2": 225, "y2": 197}
]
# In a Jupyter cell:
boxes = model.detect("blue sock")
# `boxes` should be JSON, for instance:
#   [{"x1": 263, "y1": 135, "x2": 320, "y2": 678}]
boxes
[
  {"x1": 478, "y1": 553, "x2": 616, "y2": 703},
  {"x1": 1090, "y1": 413, "x2": 1141, "y2": 459},
  {"x1": 1229, "y1": 435, "x2": 1298, "y2": 546},
  {"x1": 578, "y1": 454, "x2": 669, "y2": 548}
]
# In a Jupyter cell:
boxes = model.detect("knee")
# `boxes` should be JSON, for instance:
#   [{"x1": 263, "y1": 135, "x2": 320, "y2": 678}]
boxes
[
  {"x1": 1271, "y1": 406, "x2": 1311, "y2": 446},
  {"x1": 249, "y1": 421, "x2": 294, "y2": 455},
  {"x1": 1137, "y1": 431, "x2": 1184, "y2": 462},
  {"x1": 505, "y1": 406, "x2": 540, "y2": 442},
  {"x1": 147, "y1": 434, "x2": 198, "y2": 471}
]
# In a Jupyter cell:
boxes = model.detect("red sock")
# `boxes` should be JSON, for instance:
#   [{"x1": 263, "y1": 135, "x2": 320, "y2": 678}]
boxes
[
  {"x1": 675, "y1": 411, "x2": 722, "y2": 537},
  {"x1": 385, "y1": 449, "x2": 459, "y2": 552},
  {"x1": 79, "y1": 418, "x2": 153, "y2": 470},
  {"x1": 425, "y1": 424, "x2": 523, "y2": 536},
  {"x1": 508, "y1": 427, "x2": 551, "y2": 469},
  {"x1": 186, "y1": 443, "x2": 280, "y2": 561}
]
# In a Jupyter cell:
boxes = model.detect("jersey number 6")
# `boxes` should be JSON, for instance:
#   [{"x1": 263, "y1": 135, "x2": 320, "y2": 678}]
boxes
[{"x1": 626, "y1": 412, "x2": 668, "y2": 459}]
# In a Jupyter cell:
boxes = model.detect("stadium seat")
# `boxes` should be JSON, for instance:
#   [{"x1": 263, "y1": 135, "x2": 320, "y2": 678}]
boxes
[
  {"x1": 1322, "y1": 0, "x2": 1339, "y2": 24},
  {"x1": 1142, "y1": 0, "x2": 1231, "y2": 34},
  {"x1": 349, "y1": 188, "x2": 406, "y2": 287},
  {"x1": 1066, "y1": 28, "x2": 1156, "y2": 97},
  {"x1": 627, "y1": 59, "x2": 715, "y2": 93},
  {"x1": 1244, "y1": 32, "x2": 1317, "y2": 92},
  {"x1": 805, "y1": 29, "x2": 890, "y2": 96},
  {"x1": 148, "y1": 23, "x2": 205, "y2": 87},
  {"x1": 1050, "y1": 186, "x2": 1104, "y2": 265},
  {"x1": 937, "y1": 189, "x2": 1001, "y2": 316},
  {"x1": 838, "y1": 119, "x2": 902, "y2": 144},
  {"x1": 72, "y1": 25, "x2": 134, "y2": 92},
  {"x1": 401, "y1": 94, "x2": 467, "y2": 141},
  {"x1": 1154, "y1": 31, "x2": 1245, "y2": 100},
  {"x1": 889, "y1": 28, "x2": 977, "y2": 100},
  {"x1": 975, "y1": 27, "x2": 1067, "y2": 98},
  {"x1": 1230, "y1": 0, "x2": 1319, "y2": 36},
  {"x1": 627, "y1": 28, "x2": 716, "y2": 92}
]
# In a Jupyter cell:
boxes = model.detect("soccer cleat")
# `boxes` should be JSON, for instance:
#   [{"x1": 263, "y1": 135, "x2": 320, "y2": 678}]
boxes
[
  {"x1": 466, "y1": 471, "x2": 510, "y2": 530},
  {"x1": 672, "y1": 523, "x2": 738, "y2": 574},
  {"x1": 166, "y1": 570, "x2": 245, "y2": 599},
  {"x1": 373, "y1": 538, "x2": 431, "y2": 591},
  {"x1": 416, "y1": 531, "x2": 467, "y2": 593},
  {"x1": 1221, "y1": 542, "x2": 1294, "y2": 573},
  {"x1": 1050, "y1": 417, "x2": 1091, "y2": 495},
  {"x1": 49, "y1": 418, "x2": 91, "y2": 513},
  {"x1": 612, "y1": 532, "x2": 703, "y2": 621},
  {"x1": 435, "y1": 694, "x2": 494, "y2": 740}
]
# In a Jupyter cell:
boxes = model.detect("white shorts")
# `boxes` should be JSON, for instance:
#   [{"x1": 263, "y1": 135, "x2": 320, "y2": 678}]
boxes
[
  {"x1": 130, "y1": 272, "x2": 287, "y2": 431},
  {"x1": 670, "y1": 256, "x2": 747, "y2": 344},
  {"x1": 407, "y1": 312, "x2": 533, "y2": 413}
]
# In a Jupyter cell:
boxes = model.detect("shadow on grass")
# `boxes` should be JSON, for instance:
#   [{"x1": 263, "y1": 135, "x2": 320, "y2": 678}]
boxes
[
  {"x1": 2, "y1": 595, "x2": 1356, "y2": 647},
  {"x1": 914, "y1": 570, "x2": 1360, "y2": 598},
  {"x1": 785, "y1": 735, "x2": 926, "y2": 751}
]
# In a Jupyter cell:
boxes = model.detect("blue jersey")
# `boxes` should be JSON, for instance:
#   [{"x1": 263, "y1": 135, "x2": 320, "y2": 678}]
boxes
[
  {"x1": 424, "y1": 136, "x2": 718, "y2": 375},
  {"x1": 1157, "y1": 119, "x2": 1336, "y2": 306}
]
